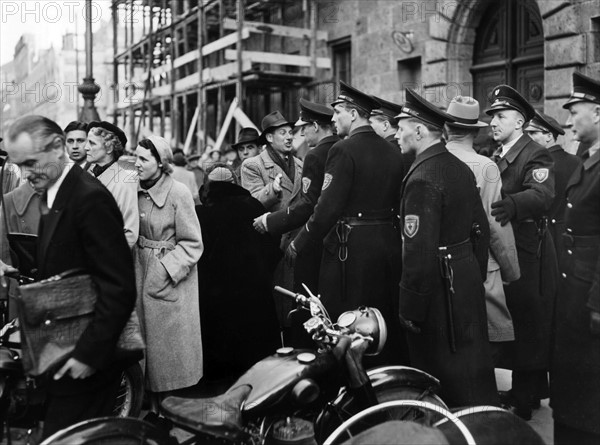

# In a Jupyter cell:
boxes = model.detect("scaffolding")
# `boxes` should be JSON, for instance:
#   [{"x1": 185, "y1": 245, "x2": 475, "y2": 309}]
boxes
[{"x1": 111, "y1": 0, "x2": 333, "y2": 153}]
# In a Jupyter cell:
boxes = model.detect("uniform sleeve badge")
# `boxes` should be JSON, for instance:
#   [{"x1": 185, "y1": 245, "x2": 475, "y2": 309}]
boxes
[
  {"x1": 322, "y1": 173, "x2": 333, "y2": 190},
  {"x1": 532, "y1": 168, "x2": 549, "y2": 183},
  {"x1": 302, "y1": 177, "x2": 311, "y2": 194},
  {"x1": 404, "y1": 215, "x2": 419, "y2": 238}
]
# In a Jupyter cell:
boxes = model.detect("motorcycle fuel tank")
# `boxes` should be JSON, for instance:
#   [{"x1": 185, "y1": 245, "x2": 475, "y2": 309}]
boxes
[{"x1": 235, "y1": 348, "x2": 336, "y2": 416}]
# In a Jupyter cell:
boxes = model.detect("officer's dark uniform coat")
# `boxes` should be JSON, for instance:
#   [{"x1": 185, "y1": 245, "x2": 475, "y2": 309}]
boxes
[
  {"x1": 495, "y1": 135, "x2": 557, "y2": 370},
  {"x1": 551, "y1": 148, "x2": 600, "y2": 435},
  {"x1": 547, "y1": 145, "x2": 582, "y2": 257},
  {"x1": 267, "y1": 135, "x2": 339, "y2": 292},
  {"x1": 399, "y1": 142, "x2": 497, "y2": 407},
  {"x1": 294, "y1": 125, "x2": 406, "y2": 364}
]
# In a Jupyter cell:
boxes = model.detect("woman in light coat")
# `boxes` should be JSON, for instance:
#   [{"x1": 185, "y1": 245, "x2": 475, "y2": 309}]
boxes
[{"x1": 133, "y1": 135, "x2": 203, "y2": 408}]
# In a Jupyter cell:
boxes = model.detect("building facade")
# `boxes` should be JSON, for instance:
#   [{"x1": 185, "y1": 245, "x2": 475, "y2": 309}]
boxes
[{"x1": 109, "y1": 0, "x2": 600, "y2": 152}]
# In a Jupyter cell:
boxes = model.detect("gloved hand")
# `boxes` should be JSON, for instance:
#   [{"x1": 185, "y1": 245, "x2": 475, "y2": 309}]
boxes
[
  {"x1": 491, "y1": 196, "x2": 516, "y2": 226},
  {"x1": 253, "y1": 213, "x2": 269, "y2": 234},
  {"x1": 285, "y1": 241, "x2": 298, "y2": 267},
  {"x1": 591, "y1": 310, "x2": 600, "y2": 336},
  {"x1": 398, "y1": 312, "x2": 421, "y2": 334}
]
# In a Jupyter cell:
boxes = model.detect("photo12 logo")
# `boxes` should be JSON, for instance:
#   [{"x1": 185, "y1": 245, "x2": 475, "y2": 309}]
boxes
[{"x1": 1, "y1": 1, "x2": 104, "y2": 25}]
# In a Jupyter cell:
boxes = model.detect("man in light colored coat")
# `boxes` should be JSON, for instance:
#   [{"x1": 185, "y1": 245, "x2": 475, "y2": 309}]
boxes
[
  {"x1": 444, "y1": 96, "x2": 521, "y2": 363},
  {"x1": 241, "y1": 111, "x2": 303, "y2": 213}
]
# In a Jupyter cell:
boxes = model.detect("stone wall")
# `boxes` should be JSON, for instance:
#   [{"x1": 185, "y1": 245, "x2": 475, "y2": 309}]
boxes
[{"x1": 318, "y1": 0, "x2": 600, "y2": 137}]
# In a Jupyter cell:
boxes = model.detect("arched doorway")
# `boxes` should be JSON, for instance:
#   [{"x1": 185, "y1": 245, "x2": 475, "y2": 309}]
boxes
[{"x1": 472, "y1": 0, "x2": 544, "y2": 116}]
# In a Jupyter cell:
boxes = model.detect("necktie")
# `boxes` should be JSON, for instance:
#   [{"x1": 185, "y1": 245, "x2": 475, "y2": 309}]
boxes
[
  {"x1": 491, "y1": 147, "x2": 503, "y2": 164},
  {"x1": 39, "y1": 190, "x2": 49, "y2": 216}
]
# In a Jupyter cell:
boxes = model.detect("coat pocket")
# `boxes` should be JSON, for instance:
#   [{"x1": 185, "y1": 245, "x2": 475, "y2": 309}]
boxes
[
  {"x1": 146, "y1": 254, "x2": 177, "y2": 301},
  {"x1": 571, "y1": 245, "x2": 599, "y2": 284}
]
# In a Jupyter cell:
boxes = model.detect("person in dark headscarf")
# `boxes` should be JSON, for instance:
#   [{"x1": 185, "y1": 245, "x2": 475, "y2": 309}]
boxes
[{"x1": 196, "y1": 163, "x2": 282, "y2": 380}]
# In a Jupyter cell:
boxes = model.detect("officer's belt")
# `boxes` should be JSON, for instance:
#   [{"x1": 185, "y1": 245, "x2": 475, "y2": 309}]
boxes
[
  {"x1": 340, "y1": 209, "x2": 396, "y2": 227},
  {"x1": 341, "y1": 216, "x2": 395, "y2": 226},
  {"x1": 437, "y1": 238, "x2": 473, "y2": 260},
  {"x1": 562, "y1": 234, "x2": 600, "y2": 248}
]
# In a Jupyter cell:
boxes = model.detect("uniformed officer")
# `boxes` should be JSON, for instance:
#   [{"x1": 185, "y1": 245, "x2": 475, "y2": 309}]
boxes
[
  {"x1": 290, "y1": 81, "x2": 407, "y2": 365},
  {"x1": 396, "y1": 88, "x2": 497, "y2": 407},
  {"x1": 253, "y1": 98, "x2": 339, "y2": 294},
  {"x1": 525, "y1": 111, "x2": 582, "y2": 258},
  {"x1": 486, "y1": 85, "x2": 557, "y2": 420},
  {"x1": 551, "y1": 71, "x2": 600, "y2": 445},
  {"x1": 369, "y1": 95, "x2": 415, "y2": 177}
]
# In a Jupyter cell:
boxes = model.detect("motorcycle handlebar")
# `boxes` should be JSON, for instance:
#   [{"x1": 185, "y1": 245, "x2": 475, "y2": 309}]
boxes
[{"x1": 274, "y1": 286, "x2": 310, "y2": 307}]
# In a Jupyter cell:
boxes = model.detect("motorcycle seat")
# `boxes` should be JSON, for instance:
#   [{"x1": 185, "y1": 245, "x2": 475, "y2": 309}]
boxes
[{"x1": 161, "y1": 384, "x2": 252, "y2": 441}]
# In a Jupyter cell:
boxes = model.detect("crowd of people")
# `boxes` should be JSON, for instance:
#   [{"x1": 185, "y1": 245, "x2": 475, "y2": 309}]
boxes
[{"x1": 0, "y1": 70, "x2": 598, "y2": 444}]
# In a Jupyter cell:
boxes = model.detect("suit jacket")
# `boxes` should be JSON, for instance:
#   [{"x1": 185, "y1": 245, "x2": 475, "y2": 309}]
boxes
[
  {"x1": 37, "y1": 165, "x2": 136, "y2": 371},
  {"x1": 240, "y1": 148, "x2": 303, "y2": 212},
  {"x1": 266, "y1": 135, "x2": 338, "y2": 235}
]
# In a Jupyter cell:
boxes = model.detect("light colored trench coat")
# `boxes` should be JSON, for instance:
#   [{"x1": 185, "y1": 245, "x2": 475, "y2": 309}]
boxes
[
  {"x1": 134, "y1": 173, "x2": 204, "y2": 392},
  {"x1": 447, "y1": 141, "x2": 521, "y2": 342}
]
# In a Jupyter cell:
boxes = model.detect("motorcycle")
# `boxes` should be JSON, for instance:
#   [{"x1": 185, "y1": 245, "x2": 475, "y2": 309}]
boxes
[
  {"x1": 156, "y1": 285, "x2": 448, "y2": 444},
  {"x1": 0, "y1": 273, "x2": 145, "y2": 444}
]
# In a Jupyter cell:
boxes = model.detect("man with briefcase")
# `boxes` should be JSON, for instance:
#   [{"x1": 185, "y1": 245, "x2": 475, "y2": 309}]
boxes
[{"x1": 0, "y1": 115, "x2": 139, "y2": 439}]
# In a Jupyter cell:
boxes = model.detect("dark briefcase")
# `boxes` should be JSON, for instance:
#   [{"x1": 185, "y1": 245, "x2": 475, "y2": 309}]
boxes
[{"x1": 15, "y1": 269, "x2": 144, "y2": 376}]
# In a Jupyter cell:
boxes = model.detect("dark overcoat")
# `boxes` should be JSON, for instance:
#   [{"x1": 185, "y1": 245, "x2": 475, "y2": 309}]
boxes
[
  {"x1": 399, "y1": 142, "x2": 496, "y2": 407},
  {"x1": 546, "y1": 145, "x2": 582, "y2": 257},
  {"x1": 495, "y1": 134, "x2": 558, "y2": 370},
  {"x1": 267, "y1": 134, "x2": 339, "y2": 293},
  {"x1": 293, "y1": 125, "x2": 406, "y2": 365},
  {"x1": 196, "y1": 181, "x2": 282, "y2": 379},
  {"x1": 551, "y1": 148, "x2": 600, "y2": 434},
  {"x1": 36, "y1": 165, "x2": 137, "y2": 388}
]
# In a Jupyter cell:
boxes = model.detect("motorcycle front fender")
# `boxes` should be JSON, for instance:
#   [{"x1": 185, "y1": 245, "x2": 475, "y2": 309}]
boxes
[{"x1": 314, "y1": 365, "x2": 444, "y2": 441}]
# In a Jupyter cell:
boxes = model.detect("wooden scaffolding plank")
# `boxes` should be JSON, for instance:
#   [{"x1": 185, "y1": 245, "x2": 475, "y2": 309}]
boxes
[
  {"x1": 224, "y1": 49, "x2": 331, "y2": 69},
  {"x1": 222, "y1": 17, "x2": 328, "y2": 40}
]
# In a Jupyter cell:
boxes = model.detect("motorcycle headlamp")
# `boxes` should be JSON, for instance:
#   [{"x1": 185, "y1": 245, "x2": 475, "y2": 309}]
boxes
[{"x1": 336, "y1": 307, "x2": 387, "y2": 356}]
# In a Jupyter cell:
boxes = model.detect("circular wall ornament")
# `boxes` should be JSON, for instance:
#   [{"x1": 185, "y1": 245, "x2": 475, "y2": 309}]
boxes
[
  {"x1": 529, "y1": 84, "x2": 543, "y2": 101},
  {"x1": 392, "y1": 31, "x2": 414, "y2": 54}
]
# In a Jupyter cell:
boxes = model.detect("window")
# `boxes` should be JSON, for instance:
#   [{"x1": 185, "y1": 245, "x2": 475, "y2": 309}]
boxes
[{"x1": 331, "y1": 38, "x2": 351, "y2": 85}]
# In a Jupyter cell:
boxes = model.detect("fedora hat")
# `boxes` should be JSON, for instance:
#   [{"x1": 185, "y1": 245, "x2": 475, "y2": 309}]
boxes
[
  {"x1": 445, "y1": 96, "x2": 488, "y2": 128},
  {"x1": 231, "y1": 127, "x2": 260, "y2": 150},
  {"x1": 258, "y1": 111, "x2": 293, "y2": 144}
]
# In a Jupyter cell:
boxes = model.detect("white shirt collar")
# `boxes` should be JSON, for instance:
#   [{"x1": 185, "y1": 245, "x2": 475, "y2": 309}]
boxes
[
  {"x1": 46, "y1": 161, "x2": 75, "y2": 208},
  {"x1": 587, "y1": 140, "x2": 600, "y2": 158},
  {"x1": 500, "y1": 134, "x2": 523, "y2": 157}
]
